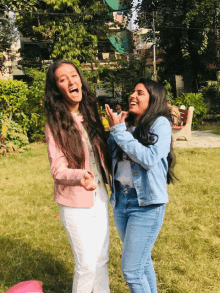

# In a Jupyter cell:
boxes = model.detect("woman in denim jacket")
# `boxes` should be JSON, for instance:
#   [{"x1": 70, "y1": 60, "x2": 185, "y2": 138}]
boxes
[{"x1": 105, "y1": 78, "x2": 177, "y2": 293}]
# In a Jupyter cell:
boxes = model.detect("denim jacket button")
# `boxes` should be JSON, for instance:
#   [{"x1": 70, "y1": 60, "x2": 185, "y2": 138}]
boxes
[
  {"x1": 138, "y1": 185, "x2": 141, "y2": 188},
  {"x1": 133, "y1": 172, "x2": 138, "y2": 176},
  {"x1": 140, "y1": 201, "x2": 144, "y2": 205}
]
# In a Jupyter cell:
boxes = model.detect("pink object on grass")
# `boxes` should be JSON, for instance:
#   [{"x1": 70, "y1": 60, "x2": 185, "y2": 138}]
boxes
[{"x1": 5, "y1": 280, "x2": 43, "y2": 293}]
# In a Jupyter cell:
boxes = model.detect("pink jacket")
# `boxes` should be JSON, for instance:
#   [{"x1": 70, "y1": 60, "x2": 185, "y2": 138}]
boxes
[{"x1": 45, "y1": 114, "x2": 110, "y2": 208}]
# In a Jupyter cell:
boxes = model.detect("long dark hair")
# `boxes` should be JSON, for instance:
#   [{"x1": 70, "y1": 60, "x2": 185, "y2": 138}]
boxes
[
  {"x1": 44, "y1": 59, "x2": 110, "y2": 173},
  {"x1": 124, "y1": 78, "x2": 177, "y2": 184}
]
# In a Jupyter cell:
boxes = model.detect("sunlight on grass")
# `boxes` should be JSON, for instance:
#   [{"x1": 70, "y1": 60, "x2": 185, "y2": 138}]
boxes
[{"x1": 0, "y1": 144, "x2": 220, "y2": 292}]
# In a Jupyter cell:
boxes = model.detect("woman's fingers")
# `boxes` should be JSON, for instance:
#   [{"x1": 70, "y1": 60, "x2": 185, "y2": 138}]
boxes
[
  {"x1": 105, "y1": 104, "x2": 112, "y2": 118},
  {"x1": 120, "y1": 111, "x2": 129, "y2": 123},
  {"x1": 81, "y1": 171, "x2": 97, "y2": 191},
  {"x1": 84, "y1": 181, "x2": 97, "y2": 191},
  {"x1": 105, "y1": 104, "x2": 120, "y2": 127}
]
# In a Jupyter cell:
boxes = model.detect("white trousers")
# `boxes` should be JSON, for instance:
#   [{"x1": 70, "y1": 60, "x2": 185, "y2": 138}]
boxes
[{"x1": 58, "y1": 182, "x2": 110, "y2": 293}]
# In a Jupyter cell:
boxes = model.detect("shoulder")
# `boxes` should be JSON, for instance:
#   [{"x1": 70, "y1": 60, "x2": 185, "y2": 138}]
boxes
[
  {"x1": 150, "y1": 116, "x2": 171, "y2": 137},
  {"x1": 44, "y1": 123, "x2": 53, "y2": 143},
  {"x1": 45, "y1": 122, "x2": 50, "y2": 135},
  {"x1": 152, "y1": 116, "x2": 171, "y2": 128}
]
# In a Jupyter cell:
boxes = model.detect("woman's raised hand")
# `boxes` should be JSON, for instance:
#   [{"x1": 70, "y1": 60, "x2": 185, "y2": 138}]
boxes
[
  {"x1": 120, "y1": 111, "x2": 129, "y2": 123},
  {"x1": 80, "y1": 171, "x2": 97, "y2": 191},
  {"x1": 105, "y1": 104, "x2": 128, "y2": 127}
]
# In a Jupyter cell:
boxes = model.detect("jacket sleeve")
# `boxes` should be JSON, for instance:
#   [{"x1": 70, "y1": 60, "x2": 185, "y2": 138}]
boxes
[
  {"x1": 45, "y1": 124, "x2": 91, "y2": 186},
  {"x1": 109, "y1": 117, "x2": 171, "y2": 170}
]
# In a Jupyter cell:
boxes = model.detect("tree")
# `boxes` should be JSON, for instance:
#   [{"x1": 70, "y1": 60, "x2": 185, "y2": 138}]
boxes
[
  {"x1": 97, "y1": 53, "x2": 152, "y2": 107},
  {"x1": 2, "y1": 0, "x2": 113, "y2": 67},
  {"x1": 124, "y1": 0, "x2": 220, "y2": 93},
  {"x1": 0, "y1": 7, "x2": 18, "y2": 73}
]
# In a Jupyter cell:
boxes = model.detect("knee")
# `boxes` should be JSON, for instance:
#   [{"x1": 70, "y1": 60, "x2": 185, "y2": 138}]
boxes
[
  {"x1": 75, "y1": 257, "x2": 97, "y2": 275},
  {"x1": 122, "y1": 264, "x2": 141, "y2": 284},
  {"x1": 97, "y1": 254, "x2": 109, "y2": 268}
]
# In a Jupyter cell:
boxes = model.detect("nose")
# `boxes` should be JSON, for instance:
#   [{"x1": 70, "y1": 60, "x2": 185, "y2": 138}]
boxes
[
  {"x1": 68, "y1": 76, "x2": 74, "y2": 85},
  {"x1": 129, "y1": 91, "x2": 135, "y2": 100}
]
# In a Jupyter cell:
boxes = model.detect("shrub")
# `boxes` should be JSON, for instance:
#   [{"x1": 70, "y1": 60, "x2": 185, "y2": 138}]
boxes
[
  {"x1": 173, "y1": 92, "x2": 207, "y2": 125},
  {"x1": 24, "y1": 68, "x2": 46, "y2": 142},
  {"x1": 0, "y1": 79, "x2": 28, "y2": 125},
  {"x1": 199, "y1": 81, "x2": 220, "y2": 115},
  {"x1": 0, "y1": 115, "x2": 29, "y2": 155},
  {"x1": 0, "y1": 71, "x2": 46, "y2": 144}
]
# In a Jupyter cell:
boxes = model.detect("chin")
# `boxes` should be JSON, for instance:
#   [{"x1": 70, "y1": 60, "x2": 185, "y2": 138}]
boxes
[
  {"x1": 129, "y1": 109, "x2": 136, "y2": 115},
  {"x1": 70, "y1": 97, "x2": 82, "y2": 103}
]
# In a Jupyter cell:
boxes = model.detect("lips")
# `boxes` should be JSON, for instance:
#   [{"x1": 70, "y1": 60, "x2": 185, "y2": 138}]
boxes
[
  {"x1": 130, "y1": 99, "x2": 138, "y2": 105},
  {"x1": 69, "y1": 87, "x2": 78, "y2": 93}
]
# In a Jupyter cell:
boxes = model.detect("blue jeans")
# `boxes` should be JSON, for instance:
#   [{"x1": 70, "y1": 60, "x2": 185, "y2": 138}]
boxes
[{"x1": 114, "y1": 184, "x2": 166, "y2": 293}]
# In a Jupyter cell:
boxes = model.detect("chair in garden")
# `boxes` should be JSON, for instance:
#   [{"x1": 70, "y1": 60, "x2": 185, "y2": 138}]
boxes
[{"x1": 171, "y1": 105, "x2": 195, "y2": 141}]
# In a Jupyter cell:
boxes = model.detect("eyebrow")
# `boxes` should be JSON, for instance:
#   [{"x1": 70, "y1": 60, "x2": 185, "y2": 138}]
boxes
[{"x1": 56, "y1": 70, "x2": 77, "y2": 80}]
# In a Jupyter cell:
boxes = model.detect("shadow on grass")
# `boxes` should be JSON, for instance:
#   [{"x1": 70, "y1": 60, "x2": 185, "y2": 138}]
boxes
[{"x1": 0, "y1": 237, "x2": 72, "y2": 293}]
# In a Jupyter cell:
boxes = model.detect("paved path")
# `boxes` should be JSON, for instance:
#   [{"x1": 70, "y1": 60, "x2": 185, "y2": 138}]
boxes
[{"x1": 173, "y1": 130, "x2": 220, "y2": 148}]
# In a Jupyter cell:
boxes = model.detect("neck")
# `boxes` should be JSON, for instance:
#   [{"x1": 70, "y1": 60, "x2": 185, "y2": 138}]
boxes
[
  {"x1": 134, "y1": 116, "x2": 140, "y2": 126},
  {"x1": 68, "y1": 103, "x2": 79, "y2": 113}
]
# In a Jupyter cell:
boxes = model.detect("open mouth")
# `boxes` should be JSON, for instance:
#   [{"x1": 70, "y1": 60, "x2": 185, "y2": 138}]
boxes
[
  {"x1": 69, "y1": 87, "x2": 79, "y2": 93},
  {"x1": 130, "y1": 100, "x2": 138, "y2": 105}
]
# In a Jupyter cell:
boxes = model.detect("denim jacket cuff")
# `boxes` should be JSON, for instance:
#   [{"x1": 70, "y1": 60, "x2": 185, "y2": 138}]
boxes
[{"x1": 110, "y1": 122, "x2": 126, "y2": 133}]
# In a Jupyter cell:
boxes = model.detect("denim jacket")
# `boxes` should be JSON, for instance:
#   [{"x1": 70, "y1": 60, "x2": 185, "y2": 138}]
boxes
[{"x1": 108, "y1": 116, "x2": 171, "y2": 207}]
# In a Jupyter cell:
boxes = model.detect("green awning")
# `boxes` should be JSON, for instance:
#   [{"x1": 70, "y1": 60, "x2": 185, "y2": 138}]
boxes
[
  {"x1": 103, "y1": 0, "x2": 128, "y2": 11},
  {"x1": 103, "y1": 0, "x2": 132, "y2": 53},
  {"x1": 108, "y1": 30, "x2": 132, "y2": 53}
]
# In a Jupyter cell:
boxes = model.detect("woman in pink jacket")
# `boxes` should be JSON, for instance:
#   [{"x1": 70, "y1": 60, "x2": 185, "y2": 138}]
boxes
[{"x1": 44, "y1": 60, "x2": 111, "y2": 293}]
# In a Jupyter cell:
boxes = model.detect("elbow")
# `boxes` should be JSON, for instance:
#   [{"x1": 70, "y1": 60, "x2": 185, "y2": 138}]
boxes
[
  {"x1": 51, "y1": 167, "x2": 63, "y2": 183},
  {"x1": 52, "y1": 171, "x2": 59, "y2": 182},
  {"x1": 142, "y1": 163, "x2": 154, "y2": 170}
]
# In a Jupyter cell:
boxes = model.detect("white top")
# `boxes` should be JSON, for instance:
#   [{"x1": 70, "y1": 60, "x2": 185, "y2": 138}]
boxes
[
  {"x1": 114, "y1": 125, "x2": 135, "y2": 187},
  {"x1": 73, "y1": 112, "x2": 102, "y2": 185},
  {"x1": 115, "y1": 160, "x2": 134, "y2": 187}
]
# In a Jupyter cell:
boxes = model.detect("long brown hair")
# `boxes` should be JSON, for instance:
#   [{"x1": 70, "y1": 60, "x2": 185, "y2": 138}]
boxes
[
  {"x1": 44, "y1": 59, "x2": 110, "y2": 173},
  {"x1": 119, "y1": 78, "x2": 177, "y2": 184}
]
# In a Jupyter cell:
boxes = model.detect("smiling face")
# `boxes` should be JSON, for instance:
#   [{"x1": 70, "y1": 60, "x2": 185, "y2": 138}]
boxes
[
  {"x1": 55, "y1": 63, "x2": 82, "y2": 113},
  {"x1": 129, "y1": 83, "x2": 150, "y2": 123}
]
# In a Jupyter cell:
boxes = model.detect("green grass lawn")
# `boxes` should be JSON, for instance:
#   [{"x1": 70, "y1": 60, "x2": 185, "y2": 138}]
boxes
[{"x1": 0, "y1": 143, "x2": 220, "y2": 293}]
